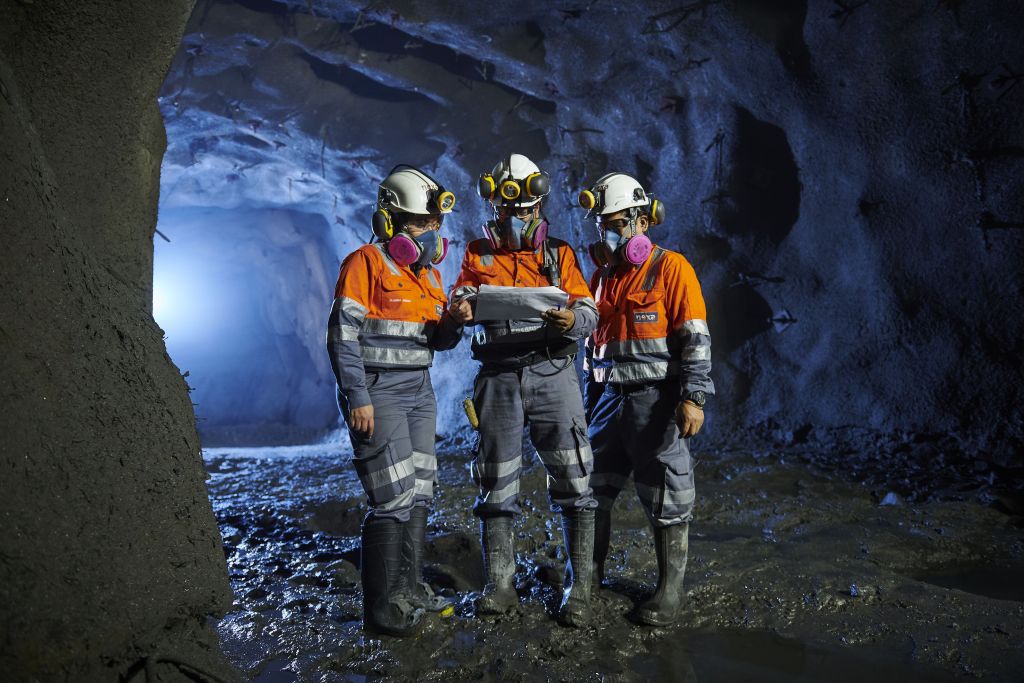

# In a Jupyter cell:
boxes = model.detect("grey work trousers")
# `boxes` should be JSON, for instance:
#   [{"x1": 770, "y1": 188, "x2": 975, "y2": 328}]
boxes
[
  {"x1": 340, "y1": 369, "x2": 437, "y2": 522},
  {"x1": 587, "y1": 380, "x2": 695, "y2": 527},
  {"x1": 471, "y1": 358, "x2": 597, "y2": 517}
]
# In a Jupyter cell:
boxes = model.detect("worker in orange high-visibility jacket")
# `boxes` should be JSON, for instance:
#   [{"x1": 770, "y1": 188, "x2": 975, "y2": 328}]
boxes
[
  {"x1": 327, "y1": 164, "x2": 464, "y2": 637},
  {"x1": 451, "y1": 153, "x2": 598, "y2": 627},
  {"x1": 576, "y1": 172, "x2": 714, "y2": 628}
]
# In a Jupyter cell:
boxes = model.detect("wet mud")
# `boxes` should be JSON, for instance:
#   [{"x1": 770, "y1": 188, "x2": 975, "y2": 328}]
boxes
[{"x1": 205, "y1": 442, "x2": 1024, "y2": 682}]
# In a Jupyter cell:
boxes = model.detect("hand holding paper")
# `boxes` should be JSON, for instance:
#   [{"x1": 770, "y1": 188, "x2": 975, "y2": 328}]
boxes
[{"x1": 540, "y1": 307, "x2": 575, "y2": 333}]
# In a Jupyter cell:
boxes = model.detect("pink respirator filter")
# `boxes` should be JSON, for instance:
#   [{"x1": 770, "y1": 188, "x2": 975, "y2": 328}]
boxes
[
  {"x1": 387, "y1": 234, "x2": 421, "y2": 266},
  {"x1": 623, "y1": 234, "x2": 653, "y2": 265}
]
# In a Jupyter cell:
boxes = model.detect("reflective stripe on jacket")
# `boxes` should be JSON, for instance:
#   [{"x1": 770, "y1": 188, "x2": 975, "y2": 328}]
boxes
[
  {"x1": 585, "y1": 246, "x2": 714, "y2": 395},
  {"x1": 452, "y1": 237, "x2": 597, "y2": 366},
  {"x1": 327, "y1": 242, "x2": 461, "y2": 408}
]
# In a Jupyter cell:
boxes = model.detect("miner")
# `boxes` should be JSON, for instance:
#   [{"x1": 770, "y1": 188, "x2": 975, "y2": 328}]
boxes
[
  {"x1": 450, "y1": 153, "x2": 598, "y2": 627},
  {"x1": 576, "y1": 172, "x2": 714, "y2": 626},
  {"x1": 327, "y1": 165, "x2": 464, "y2": 636}
]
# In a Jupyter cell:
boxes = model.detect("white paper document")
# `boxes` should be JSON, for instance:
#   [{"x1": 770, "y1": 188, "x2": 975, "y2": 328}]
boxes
[{"x1": 474, "y1": 285, "x2": 569, "y2": 322}]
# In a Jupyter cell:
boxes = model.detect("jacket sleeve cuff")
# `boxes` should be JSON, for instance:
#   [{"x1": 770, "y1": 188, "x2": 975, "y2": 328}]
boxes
[
  {"x1": 565, "y1": 304, "x2": 596, "y2": 340},
  {"x1": 343, "y1": 388, "x2": 372, "y2": 410},
  {"x1": 680, "y1": 377, "x2": 715, "y2": 398},
  {"x1": 443, "y1": 312, "x2": 464, "y2": 335}
]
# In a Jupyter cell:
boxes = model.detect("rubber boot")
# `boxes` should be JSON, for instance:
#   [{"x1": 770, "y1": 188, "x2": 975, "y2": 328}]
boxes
[
  {"x1": 557, "y1": 509, "x2": 595, "y2": 627},
  {"x1": 475, "y1": 515, "x2": 518, "y2": 614},
  {"x1": 360, "y1": 515, "x2": 424, "y2": 637},
  {"x1": 593, "y1": 508, "x2": 612, "y2": 588},
  {"x1": 635, "y1": 522, "x2": 689, "y2": 627},
  {"x1": 403, "y1": 506, "x2": 450, "y2": 612}
]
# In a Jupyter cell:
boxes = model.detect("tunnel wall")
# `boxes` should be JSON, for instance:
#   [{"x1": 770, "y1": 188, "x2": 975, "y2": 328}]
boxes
[
  {"x1": 159, "y1": 0, "x2": 1024, "y2": 458},
  {"x1": 0, "y1": 1, "x2": 235, "y2": 679}
]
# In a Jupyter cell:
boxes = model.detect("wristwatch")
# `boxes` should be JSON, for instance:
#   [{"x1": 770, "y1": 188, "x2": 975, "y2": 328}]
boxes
[{"x1": 683, "y1": 391, "x2": 706, "y2": 409}]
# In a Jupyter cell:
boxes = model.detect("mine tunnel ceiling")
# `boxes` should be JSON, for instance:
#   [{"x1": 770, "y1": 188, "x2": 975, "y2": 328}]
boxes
[{"x1": 160, "y1": 0, "x2": 561, "y2": 231}]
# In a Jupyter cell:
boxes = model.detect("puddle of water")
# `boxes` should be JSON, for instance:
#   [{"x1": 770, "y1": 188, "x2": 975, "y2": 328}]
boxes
[
  {"x1": 253, "y1": 658, "x2": 298, "y2": 683},
  {"x1": 915, "y1": 562, "x2": 1024, "y2": 602},
  {"x1": 631, "y1": 630, "x2": 957, "y2": 683}
]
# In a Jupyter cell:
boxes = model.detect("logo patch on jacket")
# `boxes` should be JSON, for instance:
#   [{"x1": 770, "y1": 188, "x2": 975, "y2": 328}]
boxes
[{"x1": 634, "y1": 311, "x2": 659, "y2": 324}]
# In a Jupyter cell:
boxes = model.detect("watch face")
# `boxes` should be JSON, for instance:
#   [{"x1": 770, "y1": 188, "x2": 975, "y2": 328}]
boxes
[{"x1": 689, "y1": 391, "x2": 706, "y2": 407}]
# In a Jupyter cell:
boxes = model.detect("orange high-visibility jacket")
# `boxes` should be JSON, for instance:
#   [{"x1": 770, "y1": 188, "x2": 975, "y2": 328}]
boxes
[
  {"x1": 452, "y1": 237, "x2": 597, "y2": 366},
  {"x1": 327, "y1": 242, "x2": 461, "y2": 408},
  {"x1": 585, "y1": 245, "x2": 714, "y2": 394}
]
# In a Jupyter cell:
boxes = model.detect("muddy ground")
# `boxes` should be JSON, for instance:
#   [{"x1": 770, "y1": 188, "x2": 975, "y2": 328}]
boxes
[{"x1": 205, "y1": 436, "x2": 1024, "y2": 682}]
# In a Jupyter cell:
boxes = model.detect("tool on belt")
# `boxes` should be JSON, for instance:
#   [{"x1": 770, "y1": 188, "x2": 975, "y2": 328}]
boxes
[{"x1": 463, "y1": 397, "x2": 480, "y2": 430}]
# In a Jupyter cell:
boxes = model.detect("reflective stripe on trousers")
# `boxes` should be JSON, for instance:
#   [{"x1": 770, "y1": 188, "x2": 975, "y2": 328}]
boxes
[
  {"x1": 587, "y1": 380, "x2": 695, "y2": 527},
  {"x1": 339, "y1": 369, "x2": 438, "y2": 521},
  {"x1": 470, "y1": 359, "x2": 597, "y2": 516}
]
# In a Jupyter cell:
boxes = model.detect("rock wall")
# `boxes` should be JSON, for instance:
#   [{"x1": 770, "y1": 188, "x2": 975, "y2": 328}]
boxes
[
  {"x1": 158, "y1": 0, "x2": 1024, "y2": 457},
  {"x1": 0, "y1": 1, "x2": 235, "y2": 679}
]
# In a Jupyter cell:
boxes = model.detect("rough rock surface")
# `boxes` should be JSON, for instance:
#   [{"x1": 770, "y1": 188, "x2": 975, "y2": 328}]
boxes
[
  {"x1": 158, "y1": 0, "x2": 1024, "y2": 458},
  {"x1": 1, "y1": 1, "x2": 236, "y2": 679}
]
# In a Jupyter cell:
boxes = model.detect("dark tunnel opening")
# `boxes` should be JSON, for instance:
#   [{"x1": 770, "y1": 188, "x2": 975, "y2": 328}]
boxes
[{"x1": 717, "y1": 106, "x2": 801, "y2": 244}]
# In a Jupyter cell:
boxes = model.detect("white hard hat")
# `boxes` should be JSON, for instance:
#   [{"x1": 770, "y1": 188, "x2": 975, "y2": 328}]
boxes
[
  {"x1": 378, "y1": 165, "x2": 455, "y2": 215},
  {"x1": 578, "y1": 172, "x2": 665, "y2": 224},
  {"x1": 580, "y1": 173, "x2": 648, "y2": 215},
  {"x1": 478, "y1": 153, "x2": 550, "y2": 208}
]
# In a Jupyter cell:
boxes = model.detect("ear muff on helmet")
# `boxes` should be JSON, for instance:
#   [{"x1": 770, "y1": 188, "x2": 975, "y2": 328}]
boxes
[
  {"x1": 372, "y1": 207, "x2": 395, "y2": 239},
  {"x1": 499, "y1": 180, "x2": 521, "y2": 201},
  {"x1": 648, "y1": 199, "x2": 665, "y2": 226},
  {"x1": 478, "y1": 174, "x2": 496, "y2": 200},
  {"x1": 523, "y1": 172, "x2": 550, "y2": 198},
  {"x1": 578, "y1": 190, "x2": 597, "y2": 211}
]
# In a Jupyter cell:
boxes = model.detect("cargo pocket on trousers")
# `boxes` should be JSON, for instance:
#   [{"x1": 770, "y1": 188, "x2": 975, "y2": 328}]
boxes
[
  {"x1": 352, "y1": 441, "x2": 410, "y2": 510},
  {"x1": 658, "y1": 456, "x2": 695, "y2": 522},
  {"x1": 570, "y1": 417, "x2": 594, "y2": 480}
]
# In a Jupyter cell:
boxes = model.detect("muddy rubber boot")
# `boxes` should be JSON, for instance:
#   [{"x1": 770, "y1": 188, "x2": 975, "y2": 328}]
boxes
[
  {"x1": 475, "y1": 514, "x2": 518, "y2": 614},
  {"x1": 360, "y1": 515, "x2": 424, "y2": 637},
  {"x1": 557, "y1": 509, "x2": 595, "y2": 627},
  {"x1": 593, "y1": 508, "x2": 612, "y2": 588},
  {"x1": 635, "y1": 522, "x2": 689, "y2": 627},
  {"x1": 403, "y1": 506, "x2": 451, "y2": 612}
]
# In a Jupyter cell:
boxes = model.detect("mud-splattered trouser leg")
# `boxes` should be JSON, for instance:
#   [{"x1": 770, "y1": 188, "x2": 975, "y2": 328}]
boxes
[
  {"x1": 588, "y1": 380, "x2": 695, "y2": 527},
  {"x1": 340, "y1": 369, "x2": 438, "y2": 522},
  {"x1": 471, "y1": 360, "x2": 597, "y2": 517}
]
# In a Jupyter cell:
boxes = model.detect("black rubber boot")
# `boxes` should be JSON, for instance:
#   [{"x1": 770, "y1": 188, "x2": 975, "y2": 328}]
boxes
[
  {"x1": 593, "y1": 508, "x2": 612, "y2": 588},
  {"x1": 360, "y1": 515, "x2": 424, "y2": 637},
  {"x1": 557, "y1": 508, "x2": 595, "y2": 627},
  {"x1": 635, "y1": 522, "x2": 689, "y2": 627},
  {"x1": 475, "y1": 515, "x2": 518, "y2": 614},
  {"x1": 403, "y1": 506, "x2": 450, "y2": 612}
]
